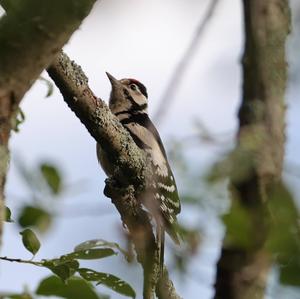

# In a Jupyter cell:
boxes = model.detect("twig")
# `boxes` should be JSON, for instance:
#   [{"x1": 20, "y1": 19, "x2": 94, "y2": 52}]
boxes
[
  {"x1": 0, "y1": 256, "x2": 43, "y2": 266},
  {"x1": 153, "y1": 0, "x2": 220, "y2": 125}
]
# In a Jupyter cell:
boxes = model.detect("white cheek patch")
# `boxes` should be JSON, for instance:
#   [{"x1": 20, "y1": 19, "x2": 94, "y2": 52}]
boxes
[
  {"x1": 132, "y1": 94, "x2": 147, "y2": 107},
  {"x1": 125, "y1": 123, "x2": 169, "y2": 177}
]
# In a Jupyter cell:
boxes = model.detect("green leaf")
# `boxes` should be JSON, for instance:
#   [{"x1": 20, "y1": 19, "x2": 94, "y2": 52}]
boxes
[
  {"x1": 40, "y1": 163, "x2": 62, "y2": 194},
  {"x1": 12, "y1": 108, "x2": 25, "y2": 133},
  {"x1": 7, "y1": 294, "x2": 33, "y2": 299},
  {"x1": 279, "y1": 259, "x2": 300, "y2": 286},
  {"x1": 65, "y1": 248, "x2": 116, "y2": 260},
  {"x1": 74, "y1": 239, "x2": 128, "y2": 259},
  {"x1": 222, "y1": 200, "x2": 254, "y2": 249},
  {"x1": 206, "y1": 148, "x2": 254, "y2": 184},
  {"x1": 36, "y1": 275, "x2": 107, "y2": 299},
  {"x1": 18, "y1": 205, "x2": 51, "y2": 232},
  {"x1": 266, "y1": 184, "x2": 299, "y2": 254},
  {"x1": 5, "y1": 206, "x2": 13, "y2": 222},
  {"x1": 39, "y1": 76, "x2": 54, "y2": 98},
  {"x1": 0, "y1": 0, "x2": 22, "y2": 13},
  {"x1": 20, "y1": 229, "x2": 40, "y2": 256},
  {"x1": 265, "y1": 183, "x2": 300, "y2": 286},
  {"x1": 41, "y1": 248, "x2": 115, "y2": 282},
  {"x1": 43, "y1": 259, "x2": 79, "y2": 282},
  {"x1": 78, "y1": 268, "x2": 136, "y2": 298}
]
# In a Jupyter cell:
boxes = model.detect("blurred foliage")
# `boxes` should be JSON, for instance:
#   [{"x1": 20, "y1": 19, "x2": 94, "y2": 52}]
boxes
[
  {"x1": 40, "y1": 163, "x2": 62, "y2": 195},
  {"x1": 2, "y1": 158, "x2": 136, "y2": 299},
  {"x1": 12, "y1": 159, "x2": 64, "y2": 234},
  {"x1": 169, "y1": 130, "x2": 300, "y2": 295},
  {"x1": 38, "y1": 76, "x2": 54, "y2": 98},
  {"x1": 18, "y1": 205, "x2": 51, "y2": 232},
  {"x1": 266, "y1": 183, "x2": 300, "y2": 286},
  {"x1": 36, "y1": 276, "x2": 108, "y2": 299},
  {"x1": 78, "y1": 269, "x2": 136, "y2": 298},
  {"x1": 206, "y1": 147, "x2": 254, "y2": 184},
  {"x1": 20, "y1": 228, "x2": 41, "y2": 256},
  {"x1": 4, "y1": 206, "x2": 13, "y2": 222},
  {"x1": 74, "y1": 239, "x2": 129, "y2": 260},
  {"x1": 5, "y1": 292, "x2": 33, "y2": 299},
  {"x1": 15, "y1": 158, "x2": 64, "y2": 199},
  {"x1": 222, "y1": 199, "x2": 255, "y2": 249},
  {"x1": 43, "y1": 259, "x2": 79, "y2": 282},
  {"x1": 12, "y1": 108, "x2": 25, "y2": 133},
  {"x1": 4, "y1": 180, "x2": 135, "y2": 297},
  {"x1": 207, "y1": 147, "x2": 300, "y2": 288},
  {"x1": 38, "y1": 241, "x2": 133, "y2": 297},
  {"x1": 1, "y1": 234, "x2": 135, "y2": 298}
]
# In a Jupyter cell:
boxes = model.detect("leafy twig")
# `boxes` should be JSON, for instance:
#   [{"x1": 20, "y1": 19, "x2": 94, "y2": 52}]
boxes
[{"x1": 0, "y1": 256, "x2": 43, "y2": 266}]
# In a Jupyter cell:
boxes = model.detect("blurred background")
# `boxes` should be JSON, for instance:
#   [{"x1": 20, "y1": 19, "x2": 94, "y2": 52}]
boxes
[{"x1": 1, "y1": 0, "x2": 300, "y2": 298}]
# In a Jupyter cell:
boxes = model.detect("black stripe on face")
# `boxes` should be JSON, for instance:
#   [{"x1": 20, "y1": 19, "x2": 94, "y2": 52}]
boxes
[
  {"x1": 115, "y1": 103, "x2": 148, "y2": 117},
  {"x1": 123, "y1": 88, "x2": 147, "y2": 113}
]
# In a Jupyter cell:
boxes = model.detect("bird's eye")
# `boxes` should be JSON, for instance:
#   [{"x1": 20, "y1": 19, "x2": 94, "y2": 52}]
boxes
[{"x1": 130, "y1": 84, "x2": 137, "y2": 91}]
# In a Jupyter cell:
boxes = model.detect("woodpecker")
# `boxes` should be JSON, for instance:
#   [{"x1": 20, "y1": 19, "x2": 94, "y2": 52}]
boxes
[{"x1": 97, "y1": 72, "x2": 181, "y2": 270}]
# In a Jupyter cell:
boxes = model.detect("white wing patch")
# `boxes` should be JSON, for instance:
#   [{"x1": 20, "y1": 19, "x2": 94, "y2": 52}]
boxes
[{"x1": 157, "y1": 183, "x2": 176, "y2": 193}]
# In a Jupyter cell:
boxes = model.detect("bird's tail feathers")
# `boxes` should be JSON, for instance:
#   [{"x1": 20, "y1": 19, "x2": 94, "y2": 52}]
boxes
[{"x1": 156, "y1": 225, "x2": 165, "y2": 276}]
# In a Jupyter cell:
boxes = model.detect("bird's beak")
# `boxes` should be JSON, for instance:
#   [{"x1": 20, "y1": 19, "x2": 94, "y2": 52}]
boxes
[{"x1": 106, "y1": 72, "x2": 119, "y2": 86}]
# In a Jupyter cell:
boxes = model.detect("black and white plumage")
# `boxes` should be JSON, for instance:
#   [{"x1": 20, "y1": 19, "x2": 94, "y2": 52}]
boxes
[{"x1": 97, "y1": 72, "x2": 181, "y2": 270}]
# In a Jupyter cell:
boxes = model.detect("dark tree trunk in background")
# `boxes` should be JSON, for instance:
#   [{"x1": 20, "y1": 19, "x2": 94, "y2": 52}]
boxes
[
  {"x1": 214, "y1": 1, "x2": 290, "y2": 299},
  {"x1": 0, "y1": 0, "x2": 96, "y2": 246}
]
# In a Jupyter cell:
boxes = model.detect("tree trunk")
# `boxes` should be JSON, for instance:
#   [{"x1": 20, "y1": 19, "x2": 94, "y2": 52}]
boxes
[
  {"x1": 214, "y1": 1, "x2": 290, "y2": 298},
  {"x1": 0, "y1": 0, "x2": 96, "y2": 246}
]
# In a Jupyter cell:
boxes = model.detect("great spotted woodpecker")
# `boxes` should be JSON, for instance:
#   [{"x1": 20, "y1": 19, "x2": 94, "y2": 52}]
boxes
[{"x1": 97, "y1": 72, "x2": 181, "y2": 271}]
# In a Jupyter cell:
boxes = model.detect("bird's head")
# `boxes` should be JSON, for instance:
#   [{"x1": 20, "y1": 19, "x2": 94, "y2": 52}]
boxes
[{"x1": 106, "y1": 72, "x2": 148, "y2": 115}]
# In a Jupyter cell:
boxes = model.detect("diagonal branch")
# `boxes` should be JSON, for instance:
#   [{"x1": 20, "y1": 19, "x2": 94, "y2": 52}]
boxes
[{"x1": 47, "y1": 51, "x2": 181, "y2": 299}]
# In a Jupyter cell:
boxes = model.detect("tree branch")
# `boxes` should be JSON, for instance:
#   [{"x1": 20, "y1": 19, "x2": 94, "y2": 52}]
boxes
[
  {"x1": 214, "y1": 1, "x2": 291, "y2": 298},
  {"x1": 0, "y1": 0, "x2": 96, "y2": 245},
  {"x1": 0, "y1": 256, "x2": 43, "y2": 266},
  {"x1": 47, "y1": 51, "x2": 181, "y2": 299}
]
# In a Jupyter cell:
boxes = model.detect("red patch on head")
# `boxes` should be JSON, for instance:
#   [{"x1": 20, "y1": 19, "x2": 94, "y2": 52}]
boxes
[{"x1": 127, "y1": 78, "x2": 148, "y2": 98}]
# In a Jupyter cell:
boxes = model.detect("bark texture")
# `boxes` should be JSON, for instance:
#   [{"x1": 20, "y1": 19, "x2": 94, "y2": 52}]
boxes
[
  {"x1": 214, "y1": 1, "x2": 290, "y2": 299},
  {"x1": 47, "y1": 52, "x2": 181, "y2": 299},
  {"x1": 0, "y1": 0, "x2": 96, "y2": 245}
]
